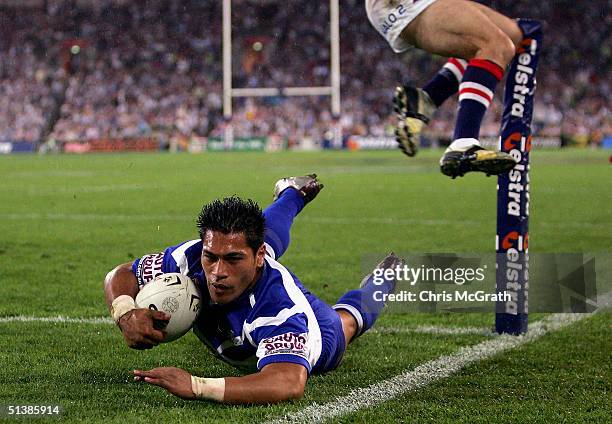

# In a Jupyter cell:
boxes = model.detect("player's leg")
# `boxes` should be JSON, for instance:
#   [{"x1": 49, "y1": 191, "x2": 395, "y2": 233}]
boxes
[
  {"x1": 401, "y1": 0, "x2": 518, "y2": 177},
  {"x1": 333, "y1": 253, "x2": 404, "y2": 345},
  {"x1": 396, "y1": 2, "x2": 522, "y2": 120},
  {"x1": 470, "y1": 2, "x2": 523, "y2": 49},
  {"x1": 337, "y1": 309, "x2": 358, "y2": 347},
  {"x1": 402, "y1": 0, "x2": 517, "y2": 65},
  {"x1": 394, "y1": 57, "x2": 465, "y2": 156},
  {"x1": 263, "y1": 174, "x2": 323, "y2": 259}
]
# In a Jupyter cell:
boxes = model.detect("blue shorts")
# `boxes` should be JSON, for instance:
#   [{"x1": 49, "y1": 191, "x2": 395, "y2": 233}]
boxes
[{"x1": 312, "y1": 301, "x2": 346, "y2": 374}]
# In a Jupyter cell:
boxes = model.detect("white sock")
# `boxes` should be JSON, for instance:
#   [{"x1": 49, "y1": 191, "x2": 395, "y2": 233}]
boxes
[{"x1": 448, "y1": 138, "x2": 480, "y2": 152}]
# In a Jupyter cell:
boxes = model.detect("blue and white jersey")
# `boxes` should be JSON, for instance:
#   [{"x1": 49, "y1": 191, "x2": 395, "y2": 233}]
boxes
[{"x1": 131, "y1": 240, "x2": 344, "y2": 375}]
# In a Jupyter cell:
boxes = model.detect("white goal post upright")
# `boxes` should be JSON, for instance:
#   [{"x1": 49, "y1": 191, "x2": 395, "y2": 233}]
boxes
[
  {"x1": 222, "y1": 0, "x2": 233, "y2": 148},
  {"x1": 222, "y1": 0, "x2": 342, "y2": 148}
]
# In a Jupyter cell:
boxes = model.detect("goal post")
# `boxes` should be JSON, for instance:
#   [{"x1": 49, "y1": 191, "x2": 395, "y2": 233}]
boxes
[
  {"x1": 495, "y1": 19, "x2": 542, "y2": 335},
  {"x1": 222, "y1": 0, "x2": 342, "y2": 148}
]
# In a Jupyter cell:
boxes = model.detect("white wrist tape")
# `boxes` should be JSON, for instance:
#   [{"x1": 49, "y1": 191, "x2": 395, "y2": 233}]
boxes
[
  {"x1": 111, "y1": 295, "x2": 137, "y2": 323},
  {"x1": 191, "y1": 376, "x2": 225, "y2": 402}
]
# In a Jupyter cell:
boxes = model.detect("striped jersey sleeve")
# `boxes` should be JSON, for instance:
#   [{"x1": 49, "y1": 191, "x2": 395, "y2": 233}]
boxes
[{"x1": 131, "y1": 239, "x2": 203, "y2": 288}]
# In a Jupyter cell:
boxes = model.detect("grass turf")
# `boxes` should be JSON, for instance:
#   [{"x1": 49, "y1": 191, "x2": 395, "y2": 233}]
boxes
[{"x1": 0, "y1": 149, "x2": 610, "y2": 422}]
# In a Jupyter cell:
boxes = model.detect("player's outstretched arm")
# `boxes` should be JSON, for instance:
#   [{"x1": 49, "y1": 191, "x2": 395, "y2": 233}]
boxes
[
  {"x1": 104, "y1": 262, "x2": 139, "y2": 307},
  {"x1": 224, "y1": 362, "x2": 307, "y2": 403},
  {"x1": 104, "y1": 262, "x2": 170, "y2": 349},
  {"x1": 134, "y1": 362, "x2": 307, "y2": 404}
]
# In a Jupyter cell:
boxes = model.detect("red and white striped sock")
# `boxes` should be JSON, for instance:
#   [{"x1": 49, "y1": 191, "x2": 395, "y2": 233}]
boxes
[
  {"x1": 422, "y1": 58, "x2": 467, "y2": 107},
  {"x1": 452, "y1": 58, "x2": 504, "y2": 144}
]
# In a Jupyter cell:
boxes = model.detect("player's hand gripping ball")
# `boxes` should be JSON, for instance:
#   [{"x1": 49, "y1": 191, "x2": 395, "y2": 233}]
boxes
[{"x1": 135, "y1": 273, "x2": 201, "y2": 342}]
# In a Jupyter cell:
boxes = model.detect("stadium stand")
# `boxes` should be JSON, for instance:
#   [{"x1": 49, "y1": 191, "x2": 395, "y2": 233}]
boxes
[{"x1": 0, "y1": 0, "x2": 609, "y2": 150}]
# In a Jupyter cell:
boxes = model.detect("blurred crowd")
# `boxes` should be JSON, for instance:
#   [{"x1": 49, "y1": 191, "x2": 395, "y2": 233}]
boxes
[{"x1": 0, "y1": 0, "x2": 609, "y2": 147}]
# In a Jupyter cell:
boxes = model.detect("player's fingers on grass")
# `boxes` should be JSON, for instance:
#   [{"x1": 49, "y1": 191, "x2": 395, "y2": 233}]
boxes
[
  {"x1": 134, "y1": 369, "x2": 160, "y2": 378},
  {"x1": 143, "y1": 376, "x2": 162, "y2": 386},
  {"x1": 133, "y1": 372, "x2": 149, "y2": 382},
  {"x1": 133, "y1": 370, "x2": 145, "y2": 381},
  {"x1": 141, "y1": 368, "x2": 172, "y2": 387}
]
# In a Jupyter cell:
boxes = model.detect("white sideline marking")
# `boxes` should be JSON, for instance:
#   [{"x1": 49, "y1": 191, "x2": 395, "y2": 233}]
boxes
[
  {"x1": 267, "y1": 310, "x2": 604, "y2": 424},
  {"x1": 0, "y1": 317, "x2": 491, "y2": 336},
  {"x1": 372, "y1": 325, "x2": 495, "y2": 337},
  {"x1": 0, "y1": 316, "x2": 114, "y2": 325},
  {"x1": 0, "y1": 213, "x2": 186, "y2": 222},
  {"x1": 2, "y1": 298, "x2": 608, "y2": 424},
  {"x1": 0, "y1": 184, "x2": 146, "y2": 194}
]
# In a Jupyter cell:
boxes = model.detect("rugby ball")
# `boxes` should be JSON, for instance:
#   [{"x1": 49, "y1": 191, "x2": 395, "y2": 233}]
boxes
[{"x1": 135, "y1": 273, "x2": 201, "y2": 342}]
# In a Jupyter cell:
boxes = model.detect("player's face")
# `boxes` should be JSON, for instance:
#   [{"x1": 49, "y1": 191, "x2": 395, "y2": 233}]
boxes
[{"x1": 201, "y1": 230, "x2": 265, "y2": 304}]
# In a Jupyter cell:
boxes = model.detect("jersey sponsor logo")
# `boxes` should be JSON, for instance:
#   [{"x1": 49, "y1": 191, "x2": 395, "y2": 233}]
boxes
[
  {"x1": 258, "y1": 332, "x2": 309, "y2": 359},
  {"x1": 136, "y1": 253, "x2": 164, "y2": 287}
]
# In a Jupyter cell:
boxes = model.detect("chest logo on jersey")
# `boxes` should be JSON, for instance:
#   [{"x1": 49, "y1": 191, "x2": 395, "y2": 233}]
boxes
[{"x1": 261, "y1": 332, "x2": 309, "y2": 358}]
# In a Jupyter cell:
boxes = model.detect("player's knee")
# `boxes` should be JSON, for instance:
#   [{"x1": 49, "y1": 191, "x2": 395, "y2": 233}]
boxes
[
  {"x1": 285, "y1": 375, "x2": 307, "y2": 400},
  {"x1": 288, "y1": 384, "x2": 305, "y2": 400},
  {"x1": 337, "y1": 309, "x2": 358, "y2": 344},
  {"x1": 487, "y1": 30, "x2": 516, "y2": 68},
  {"x1": 499, "y1": 35, "x2": 517, "y2": 67}
]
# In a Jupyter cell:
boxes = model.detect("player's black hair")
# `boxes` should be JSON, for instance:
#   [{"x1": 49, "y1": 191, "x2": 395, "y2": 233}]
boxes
[{"x1": 196, "y1": 196, "x2": 265, "y2": 253}]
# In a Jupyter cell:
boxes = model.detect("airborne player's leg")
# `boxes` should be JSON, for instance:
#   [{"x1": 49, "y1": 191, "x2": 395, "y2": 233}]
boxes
[
  {"x1": 366, "y1": 0, "x2": 524, "y2": 178},
  {"x1": 393, "y1": 58, "x2": 464, "y2": 156},
  {"x1": 394, "y1": 0, "x2": 523, "y2": 138},
  {"x1": 405, "y1": 0, "x2": 522, "y2": 178}
]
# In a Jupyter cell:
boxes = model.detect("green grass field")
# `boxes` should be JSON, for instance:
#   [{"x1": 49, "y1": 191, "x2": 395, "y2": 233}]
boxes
[{"x1": 0, "y1": 149, "x2": 610, "y2": 423}]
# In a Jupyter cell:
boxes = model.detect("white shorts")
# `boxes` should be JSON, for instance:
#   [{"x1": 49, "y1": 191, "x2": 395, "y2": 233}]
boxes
[{"x1": 365, "y1": 0, "x2": 439, "y2": 53}]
